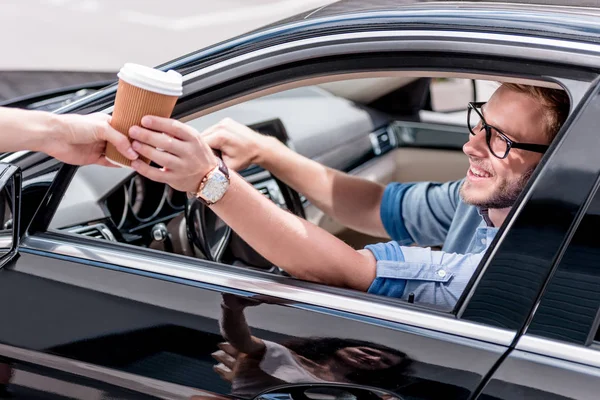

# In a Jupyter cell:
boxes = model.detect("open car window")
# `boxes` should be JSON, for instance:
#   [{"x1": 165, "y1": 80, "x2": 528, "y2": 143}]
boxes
[{"x1": 43, "y1": 72, "x2": 563, "y2": 316}]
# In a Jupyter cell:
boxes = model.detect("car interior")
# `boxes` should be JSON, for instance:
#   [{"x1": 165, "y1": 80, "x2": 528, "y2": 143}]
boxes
[{"x1": 45, "y1": 72, "x2": 567, "y2": 291}]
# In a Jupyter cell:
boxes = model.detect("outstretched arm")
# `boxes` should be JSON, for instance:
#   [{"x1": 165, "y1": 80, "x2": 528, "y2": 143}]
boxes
[{"x1": 0, "y1": 107, "x2": 138, "y2": 166}]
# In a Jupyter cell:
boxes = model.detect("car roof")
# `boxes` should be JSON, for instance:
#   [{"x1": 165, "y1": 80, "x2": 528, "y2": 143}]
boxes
[
  {"x1": 252, "y1": 0, "x2": 600, "y2": 47},
  {"x1": 303, "y1": 0, "x2": 600, "y2": 19}
]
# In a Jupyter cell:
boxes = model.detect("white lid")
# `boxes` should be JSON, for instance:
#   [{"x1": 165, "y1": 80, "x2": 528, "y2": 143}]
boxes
[{"x1": 117, "y1": 63, "x2": 183, "y2": 96}]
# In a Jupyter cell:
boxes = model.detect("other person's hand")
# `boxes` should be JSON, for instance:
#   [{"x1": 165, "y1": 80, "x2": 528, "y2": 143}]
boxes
[{"x1": 47, "y1": 113, "x2": 139, "y2": 166}]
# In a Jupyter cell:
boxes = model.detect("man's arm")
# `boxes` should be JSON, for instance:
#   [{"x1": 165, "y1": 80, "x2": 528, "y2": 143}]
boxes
[
  {"x1": 203, "y1": 118, "x2": 388, "y2": 238},
  {"x1": 130, "y1": 117, "x2": 378, "y2": 291},
  {"x1": 219, "y1": 294, "x2": 266, "y2": 356},
  {"x1": 0, "y1": 107, "x2": 138, "y2": 165}
]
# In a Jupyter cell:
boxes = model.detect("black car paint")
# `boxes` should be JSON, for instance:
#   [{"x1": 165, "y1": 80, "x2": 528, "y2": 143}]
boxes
[
  {"x1": 1, "y1": 249, "x2": 506, "y2": 399},
  {"x1": 0, "y1": 1, "x2": 599, "y2": 399}
]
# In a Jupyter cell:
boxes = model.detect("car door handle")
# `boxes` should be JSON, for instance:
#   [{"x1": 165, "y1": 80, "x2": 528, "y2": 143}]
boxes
[{"x1": 254, "y1": 383, "x2": 405, "y2": 400}]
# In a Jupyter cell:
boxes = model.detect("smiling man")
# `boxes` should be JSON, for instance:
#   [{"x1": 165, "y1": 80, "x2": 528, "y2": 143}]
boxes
[{"x1": 128, "y1": 82, "x2": 569, "y2": 309}]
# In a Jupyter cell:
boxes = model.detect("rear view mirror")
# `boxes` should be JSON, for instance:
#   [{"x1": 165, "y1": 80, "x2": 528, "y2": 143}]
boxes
[{"x1": 0, "y1": 164, "x2": 21, "y2": 268}]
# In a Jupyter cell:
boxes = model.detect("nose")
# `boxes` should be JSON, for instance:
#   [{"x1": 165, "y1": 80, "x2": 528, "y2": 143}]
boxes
[{"x1": 463, "y1": 127, "x2": 489, "y2": 158}]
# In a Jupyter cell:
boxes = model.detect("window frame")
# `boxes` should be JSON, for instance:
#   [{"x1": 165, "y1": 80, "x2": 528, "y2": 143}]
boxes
[
  {"x1": 460, "y1": 74, "x2": 600, "y2": 333},
  {"x1": 17, "y1": 29, "x2": 600, "y2": 343}
]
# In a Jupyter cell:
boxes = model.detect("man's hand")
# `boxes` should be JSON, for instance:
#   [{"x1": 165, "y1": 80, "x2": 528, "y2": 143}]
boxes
[
  {"x1": 129, "y1": 116, "x2": 218, "y2": 193},
  {"x1": 45, "y1": 113, "x2": 139, "y2": 166},
  {"x1": 202, "y1": 118, "x2": 279, "y2": 171},
  {"x1": 212, "y1": 342, "x2": 239, "y2": 383}
]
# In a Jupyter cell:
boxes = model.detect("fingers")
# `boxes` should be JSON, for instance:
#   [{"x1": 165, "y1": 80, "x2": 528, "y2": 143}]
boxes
[
  {"x1": 131, "y1": 141, "x2": 180, "y2": 169},
  {"x1": 141, "y1": 116, "x2": 196, "y2": 141},
  {"x1": 211, "y1": 349, "x2": 237, "y2": 369},
  {"x1": 131, "y1": 159, "x2": 169, "y2": 183},
  {"x1": 218, "y1": 342, "x2": 240, "y2": 358},
  {"x1": 129, "y1": 126, "x2": 185, "y2": 155},
  {"x1": 100, "y1": 122, "x2": 138, "y2": 161},
  {"x1": 213, "y1": 363, "x2": 234, "y2": 382}
]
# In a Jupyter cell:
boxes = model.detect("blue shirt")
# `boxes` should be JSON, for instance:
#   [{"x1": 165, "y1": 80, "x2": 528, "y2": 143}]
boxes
[{"x1": 364, "y1": 179, "x2": 499, "y2": 310}]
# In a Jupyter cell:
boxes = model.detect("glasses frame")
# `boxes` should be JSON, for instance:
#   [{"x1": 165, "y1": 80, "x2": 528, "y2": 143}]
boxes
[{"x1": 467, "y1": 102, "x2": 550, "y2": 159}]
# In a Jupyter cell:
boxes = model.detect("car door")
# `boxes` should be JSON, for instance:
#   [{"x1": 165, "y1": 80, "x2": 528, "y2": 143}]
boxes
[
  {"x1": 1, "y1": 24, "x2": 597, "y2": 400},
  {"x1": 465, "y1": 79, "x2": 600, "y2": 400}
]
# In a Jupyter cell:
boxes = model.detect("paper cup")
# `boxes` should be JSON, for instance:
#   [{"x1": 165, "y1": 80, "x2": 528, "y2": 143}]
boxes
[{"x1": 105, "y1": 63, "x2": 183, "y2": 167}]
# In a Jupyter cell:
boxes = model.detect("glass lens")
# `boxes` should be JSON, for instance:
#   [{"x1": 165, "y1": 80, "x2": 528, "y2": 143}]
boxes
[{"x1": 488, "y1": 128, "x2": 509, "y2": 158}]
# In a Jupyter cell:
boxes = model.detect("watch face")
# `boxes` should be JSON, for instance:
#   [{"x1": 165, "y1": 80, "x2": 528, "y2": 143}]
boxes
[{"x1": 201, "y1": 170, "x2": 230, "y2": 204}]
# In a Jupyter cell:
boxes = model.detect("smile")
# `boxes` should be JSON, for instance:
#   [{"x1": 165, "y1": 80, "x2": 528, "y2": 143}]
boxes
[{"x1": 468, "y1": 166, "x2": 493, "y2": 179}]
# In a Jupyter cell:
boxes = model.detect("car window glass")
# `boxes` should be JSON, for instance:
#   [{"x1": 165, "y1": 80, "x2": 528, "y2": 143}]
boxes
[
  {"x1": 45, "y1": 74, "x2": 550, "y2": 316},
  {"x1": 527, "y1": 186, "x2": 600, "y2": 346},
  {"x1": 428, "y1": 78, "x2": 496, "y2": 112},
  {"x1": 403, "y1": 79, "x2": 496, "y2": 150}
]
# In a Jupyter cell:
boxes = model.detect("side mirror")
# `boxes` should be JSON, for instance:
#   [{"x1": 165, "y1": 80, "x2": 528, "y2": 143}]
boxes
[{"x1": 0, "y1": 164, "x2": 21, "y2": 268}]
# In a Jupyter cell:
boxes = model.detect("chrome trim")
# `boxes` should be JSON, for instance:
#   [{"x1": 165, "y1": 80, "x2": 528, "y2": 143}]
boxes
[
  {"x1": 0, "y1": 342, "x2": 210, "y2": 399},
  {"x1": 183, "y1": 30, "x2": 600, "y2": 83},
  {"x1": 369, "y1": 132, "x2": 382, "y2": 156},
  {"x1": 0, "y1": 235, "x2": 12, "y2": 249},
  {"x1": 67, "y1": 223, "x2": 116, "y2": 242},
  {"x1": 386, "y1": 125, "x2": 399, "y2": 148},
  {"x1": 518, "y1": 335, "x2": 600, "y2": 369},
  {"x1": 22, "y1": 235, "x2": 516, "y2": 346}
]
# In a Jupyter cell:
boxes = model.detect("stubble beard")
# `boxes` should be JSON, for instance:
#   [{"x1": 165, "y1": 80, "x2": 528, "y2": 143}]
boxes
[{"x1": 460, "y1": 167, "x2": 535, "y2": 209}]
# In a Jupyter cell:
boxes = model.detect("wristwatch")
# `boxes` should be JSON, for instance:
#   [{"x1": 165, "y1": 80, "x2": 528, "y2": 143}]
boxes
[{"x1": 188, "y1": 156, "x2": 230, "y2": 206}]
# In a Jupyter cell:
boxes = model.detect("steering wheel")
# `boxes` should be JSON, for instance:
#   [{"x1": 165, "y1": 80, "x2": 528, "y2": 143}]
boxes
[{"x1": 185, "y1": 173, "x2": 305, "y2": 265}]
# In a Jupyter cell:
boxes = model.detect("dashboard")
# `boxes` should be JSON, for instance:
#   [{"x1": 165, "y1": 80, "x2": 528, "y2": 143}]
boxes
[{"x1": 50, "y1": 86, "x2": 395, "y2": 255}]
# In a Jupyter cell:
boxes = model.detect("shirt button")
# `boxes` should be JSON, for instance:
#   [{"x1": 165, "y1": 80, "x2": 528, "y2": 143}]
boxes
[
  {"x1": 481, "y1": 238, "x2": 486, "y2": 245},
  {"x1": 437, "y1": 270, "x2": 447, "y2": 278}
]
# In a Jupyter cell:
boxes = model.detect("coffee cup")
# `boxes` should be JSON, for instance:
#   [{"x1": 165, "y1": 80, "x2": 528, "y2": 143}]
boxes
[{"x1": 105, "y1": 63, "x2": 183, "y2": 167}]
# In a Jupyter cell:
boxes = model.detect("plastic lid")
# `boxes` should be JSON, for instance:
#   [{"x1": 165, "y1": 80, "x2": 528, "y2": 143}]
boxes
[{"x1": 117, "y1": 63, "x2": 183, "y2": 96}]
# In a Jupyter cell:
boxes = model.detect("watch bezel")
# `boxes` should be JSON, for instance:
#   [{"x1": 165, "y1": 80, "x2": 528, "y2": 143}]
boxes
[{"x1": 199, "y1": 168, "x2": 230, "y2": 204}]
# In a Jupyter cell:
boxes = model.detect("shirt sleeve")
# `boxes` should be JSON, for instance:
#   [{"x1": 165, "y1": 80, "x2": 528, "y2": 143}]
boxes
[
  {"x1": 365, "y1": 236, "x2": 491, "y2": 311},
  {"x1": 380, "y1": 180, "x2": 463, "y2": 247}
]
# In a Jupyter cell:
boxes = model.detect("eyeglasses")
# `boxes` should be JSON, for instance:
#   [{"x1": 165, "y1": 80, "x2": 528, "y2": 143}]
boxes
[{"x1": 467, "y1": 102, "x2": 549, "y2": 159}]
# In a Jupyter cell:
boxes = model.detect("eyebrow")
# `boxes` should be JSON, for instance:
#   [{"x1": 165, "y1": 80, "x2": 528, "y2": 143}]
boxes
[{"x1": 481, "y1": 104, "x2": 520, "y2": 141}]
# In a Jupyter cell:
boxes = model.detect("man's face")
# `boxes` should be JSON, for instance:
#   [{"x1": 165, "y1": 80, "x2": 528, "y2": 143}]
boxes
[{"x1": 460, "y1": 85, "x2": 550, "y2": 209}]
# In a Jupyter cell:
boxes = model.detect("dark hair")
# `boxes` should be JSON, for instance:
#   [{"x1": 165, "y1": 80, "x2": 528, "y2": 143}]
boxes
[{"x1": 283, "y1": 337, "x2": 413, "y2": 392}]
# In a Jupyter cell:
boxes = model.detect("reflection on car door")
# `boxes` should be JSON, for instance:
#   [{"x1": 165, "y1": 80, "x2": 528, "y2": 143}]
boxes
[{"x1": 0, "y1": 240, "x2": 510, "y2": 400}]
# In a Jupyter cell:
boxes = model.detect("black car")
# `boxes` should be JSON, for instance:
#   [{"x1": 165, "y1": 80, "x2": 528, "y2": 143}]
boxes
[{"x1": 0, "y1": 0, "x2": 599, "y2": 399}]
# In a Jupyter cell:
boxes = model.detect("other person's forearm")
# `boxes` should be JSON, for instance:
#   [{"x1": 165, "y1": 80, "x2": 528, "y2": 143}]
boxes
[
  {"x1": 259, "y1": 138, "x2": 387, "y2": 237},
  {"x1": 212, "y1": 173, "x2": 376, "y2": 291},
  {"x1": 0, "y1": 107, "x2": 63, "y2": 153}
]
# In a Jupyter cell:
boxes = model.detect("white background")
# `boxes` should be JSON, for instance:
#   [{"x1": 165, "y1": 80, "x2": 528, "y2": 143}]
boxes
[{"x1": 0, "y1": 0, "x2": 337, "y2": 71}]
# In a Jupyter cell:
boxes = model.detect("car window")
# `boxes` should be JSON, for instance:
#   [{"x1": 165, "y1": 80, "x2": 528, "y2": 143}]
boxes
[
  {"x1": 429, "y1": 78, "x2": 495, "y2": 112},
  {"x1": 527, "y1": 185, "x2": 600, "y2": 346},
  {"x1": 406, "y1": 79, "x2": 496, "y2": 150},
  {"x1": 44, "y1": 75, "x2": 550, "y2": 317}
]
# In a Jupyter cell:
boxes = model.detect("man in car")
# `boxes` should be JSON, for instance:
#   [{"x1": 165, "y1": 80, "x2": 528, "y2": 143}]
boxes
[
  {"x1": 127, "y1": 82, "x2": 569, "y2": 309},
  {"x1": 0, "y1": 106, "x2": 139, "y2": 166}
]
